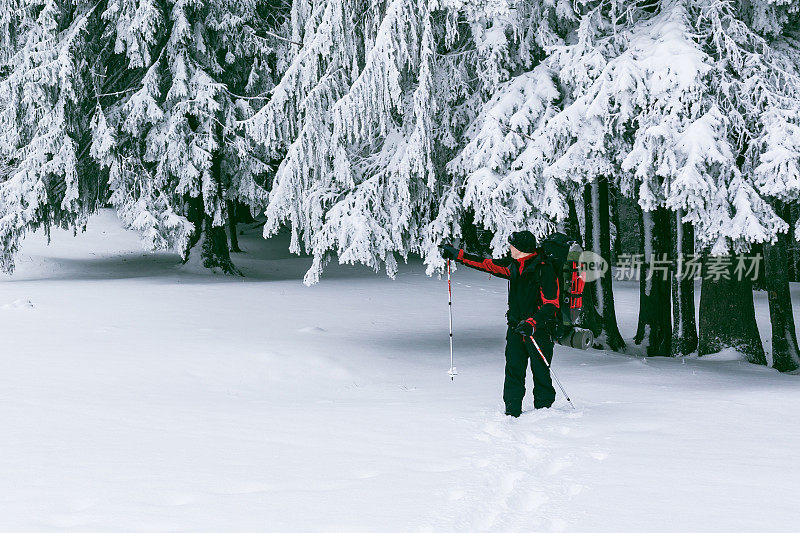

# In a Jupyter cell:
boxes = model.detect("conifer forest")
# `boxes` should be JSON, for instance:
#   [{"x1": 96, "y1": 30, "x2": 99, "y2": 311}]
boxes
[{"x1": 2, "y1": 1, "x2": 800, "y2": 530}]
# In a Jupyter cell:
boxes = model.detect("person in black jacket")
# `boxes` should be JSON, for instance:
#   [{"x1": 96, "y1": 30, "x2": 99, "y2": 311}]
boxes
[{"x1": 440, "y1": 231, "x2": 559, "y2": 417}]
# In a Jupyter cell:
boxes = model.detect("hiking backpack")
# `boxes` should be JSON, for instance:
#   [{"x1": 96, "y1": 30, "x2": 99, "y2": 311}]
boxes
[{"x1": 540, "y1": 233, "x2": 586, "y2": 339}]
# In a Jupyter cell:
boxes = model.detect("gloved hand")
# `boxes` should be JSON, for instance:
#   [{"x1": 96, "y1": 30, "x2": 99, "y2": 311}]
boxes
[
  {"x1": 439, "y1": 244, "x2": 459, "y2": 260},
  {"x1": 514, "y1": 319, "x2": 536, "y2": 337}
]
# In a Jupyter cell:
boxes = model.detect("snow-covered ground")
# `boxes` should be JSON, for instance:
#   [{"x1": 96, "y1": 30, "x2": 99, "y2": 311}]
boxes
[{"x1": 2, "y1": 210, "x2": 798, "y2": 532}]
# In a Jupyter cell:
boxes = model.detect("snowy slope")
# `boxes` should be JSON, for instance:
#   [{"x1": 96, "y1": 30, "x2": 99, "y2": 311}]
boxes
[{"x1": 1, "y1": 210, "x2": 798, "y2": 532}]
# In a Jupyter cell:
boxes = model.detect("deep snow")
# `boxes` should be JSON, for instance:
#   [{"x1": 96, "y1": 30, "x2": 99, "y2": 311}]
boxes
[{"x1": 1, "y1": 210, "x2": 799, "y2": 532}]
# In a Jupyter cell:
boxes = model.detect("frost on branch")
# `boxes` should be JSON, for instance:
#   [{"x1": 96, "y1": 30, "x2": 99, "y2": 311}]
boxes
[{"x1": 0, "y1": 1, "x2": 97, "y2": 272}]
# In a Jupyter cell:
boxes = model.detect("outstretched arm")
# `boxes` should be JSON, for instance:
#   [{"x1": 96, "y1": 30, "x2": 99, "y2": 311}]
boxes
[
  {"x1": 439, "y1": 244, "x2": 511, "y2": 279},
  {"x1": 455, "y1": 249, "x2": 511, "y2": 279}
]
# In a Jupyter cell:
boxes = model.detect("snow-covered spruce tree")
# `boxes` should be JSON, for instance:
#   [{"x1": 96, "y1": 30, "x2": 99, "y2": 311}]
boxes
[
  {"x1": 685, "y1": 0, "x2": 800, "y2": 365},
  {"x1": 622, "y1": 0, "x2": 795, "y2": 362},
  {"x1": 438, "y1": 0, "x2": 570, "y2": 257},
  {"x1": 93, "y1": 0, "x2": 284, "y2": 274},
  {"x1": 598, "y1": 1, "x2": 712, "y2": 356},
  {"x1": 474, "y1": 1, "x2": 645, "y2": 351},
  {"x1": 244, "y1": 0, "x2": 367, "y2": 281},
  {"x1": 737, "y1": 3, "x2": 800, "y2": 371},
  {"x1": 247, "y1": 0, "x2": 502, "y2": 283},
  {"x1": 558, "y1": 0, "x2": 748, "y2": 356},
  {"x1": 0, "y1": 0, "x2": 23, "y2": 66},
  {"x1": 541, "y1": 0, "x2": 789, "y2": 359},
  {"x1": 0, "y1": 1, "x2": 104, "y2": 272},
  {"x1": 465, "y1": 0, "x2": 794, "y2": 359},
  {"x1": 447, "y1": 63, "x2": 564, "y2": 254},
  {"x1": 448, "y1": 1, "x2": 718, "y2": 353}
]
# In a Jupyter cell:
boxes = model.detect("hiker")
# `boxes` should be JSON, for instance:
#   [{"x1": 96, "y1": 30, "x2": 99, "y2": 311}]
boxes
[{"x1": 439, "y1": 231, "x2": 559, "y2": 416}]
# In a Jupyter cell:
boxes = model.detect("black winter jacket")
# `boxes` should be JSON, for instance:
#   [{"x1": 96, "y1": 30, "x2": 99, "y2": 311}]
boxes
[{"x1": 455, "y1": 248, "x2": 560, "y2": 333}]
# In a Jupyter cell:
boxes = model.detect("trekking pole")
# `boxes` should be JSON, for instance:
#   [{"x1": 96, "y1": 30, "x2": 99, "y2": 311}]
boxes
[
  {"x1": 447, "y1": 259, "x2": 457, "y2": 380},
  {"x1": 528, "y1": 335, "x2": 574, "y2": 409}
]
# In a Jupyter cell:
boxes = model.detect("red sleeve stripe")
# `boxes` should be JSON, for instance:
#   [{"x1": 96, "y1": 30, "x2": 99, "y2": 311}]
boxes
[
  {"x1": 460, "y1": 256, "x2": 510, "y2": 276},
  {"x1": 457, "y1": 249, "x2": 464, "y2": 261},
  {"x1": 526, "y1": 318, "x2": 537, "y2": 326}
]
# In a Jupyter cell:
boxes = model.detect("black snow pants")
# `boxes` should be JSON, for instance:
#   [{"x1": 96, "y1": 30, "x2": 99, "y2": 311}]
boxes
[{"x1": 503, "y1": 327, "x2": 556, "y2": 414}]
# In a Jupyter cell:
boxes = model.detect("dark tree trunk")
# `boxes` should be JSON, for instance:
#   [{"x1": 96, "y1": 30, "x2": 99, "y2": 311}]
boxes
[
  {"x1": 579, "y1": 186, "x2": 602, "y2": 338},
  {"x1": 186, "y1": 194, "x2": 204, "y2": 251},
  {"x1": 616, "y1": 196, "x2": 643, "y2": 256},
  {"x1": 698, "y1": 252, "x2": 765, "y2": 364},
  {"x1": 203, "y1": 218, "x2": 241, "y2": 274},
  {"x1": 227, "y1": 200, "x2": 243, "y2": 253},
  {"x1": 670, "y1": 209, "x2": 698, "y2": 356},
  {"x1": 183, "y1": 147, "x2": 241, "y2": 276},
  {"x1": 582, "y1": 179, "x2": 626, "y2": 351},
  {"x1": 765, "y1": 203, "x2": 800, "y2": 372},
  {"x1": 750, "y1": 243, "x2": 766, "y2": 291},
  {"x1": 635, "y1": 209, "x2": 648, "y2": 344},
  {"x1": 610, "y1": 187, "x2": 621, "y2": 264},
  {"x1": 461, "y1": 209, "x2": 492, "y2": 256},
  {"x1": 634, "y1": 208, "x2": 671, "y2": 356},
  {"x1": 185, "y1": 197, "x2": 241, "y2": 276},
  {"x1": 234, "y1": 200, "x2": 257, "y2": 224},
  {"x1": 577, "y1": 268, "x2": 603, "y2": 339},
  {"x1": 789, "y1": 203, "x2": 800, "y2": 282},
  {"x1": 565, "y1": 194, "x2": 581, "y2": 242}
]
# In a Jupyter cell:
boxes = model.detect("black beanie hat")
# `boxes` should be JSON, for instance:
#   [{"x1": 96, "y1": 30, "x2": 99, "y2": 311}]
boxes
[{"x1": 508, "y1": 230, "x2": 537, "y2": 253}]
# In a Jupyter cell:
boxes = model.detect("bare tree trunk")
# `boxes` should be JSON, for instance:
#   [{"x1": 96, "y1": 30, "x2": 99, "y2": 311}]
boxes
[
  {"x1": 583, "y1": 179, "x2": 625, "y2": 351},
  {"x1": 765, "y1": 202, "x2": 800, "y2": 372},
  {"x1": 698, "y1": 253, "x2": 765, "y2": 364},
  {"x1": 565, "y1": 194, "x2": 581, "y2": 242},
  {"x1": 227, "y1": 200, "x2": 242, "y2": 253},
  {"x1": 235, "y1": 200, "x2": 257, "y2": 224},
  {"x1": 183, "y1": 147, "x2": 241, "y2": 276},
  {"x1": 790, "y1": 203, "x2": 800, "y2": 282},
  {"x1": 670, "y1": 209, "x2": 698, "y2": 356},
  {"x1": 579, "y1": 188, "x2": 602, "y2": 338},
  {"x1": 635, "y1": 208, "x2": 671, "y2": 355},
  {"x1": 610, "y1": 187, "x2": 621, "y2": 264}
]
